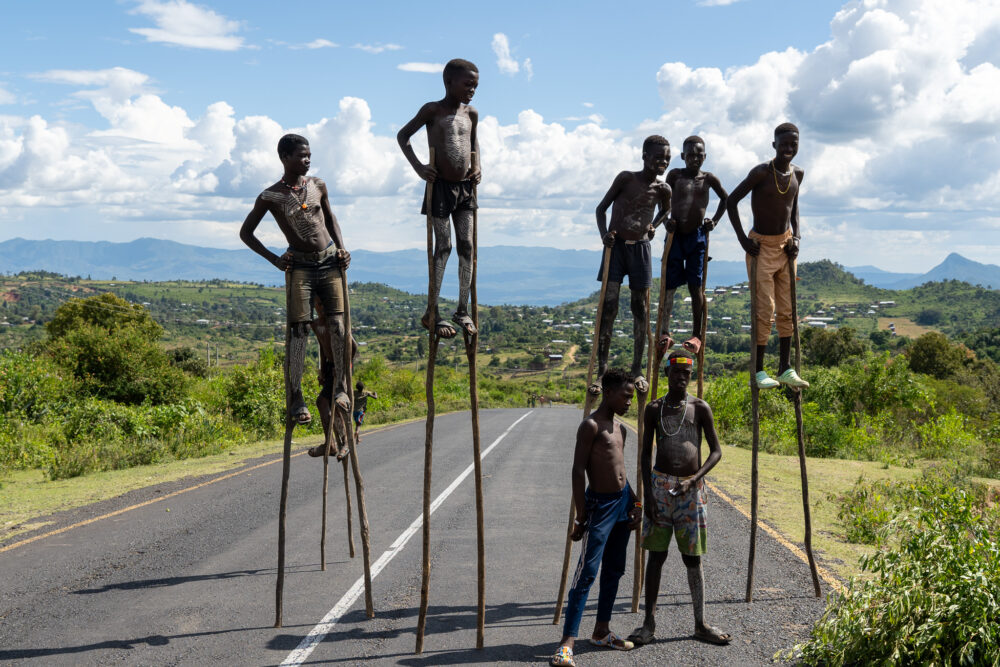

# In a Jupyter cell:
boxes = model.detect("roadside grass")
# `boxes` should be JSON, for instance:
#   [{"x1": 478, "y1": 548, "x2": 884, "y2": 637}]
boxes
[{"x1": 0, "y1": 415, "x2": 425, "y2": 545}]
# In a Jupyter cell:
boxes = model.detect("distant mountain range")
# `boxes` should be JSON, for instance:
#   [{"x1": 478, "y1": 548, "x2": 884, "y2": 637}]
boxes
[{"x1": 1, "y1": 238, "x2": 997, "y2": 305}]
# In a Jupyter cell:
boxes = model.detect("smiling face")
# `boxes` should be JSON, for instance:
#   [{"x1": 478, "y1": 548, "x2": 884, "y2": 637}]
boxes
[
  {"x1": 642, "y1": 144, "x2": 670, "y2": 176},
  {"x1": 681, "y1": 141, "x2": 706, "y2": 172},
  {"x1": 772, "y1": 131, "x2": 799, "y2": 164},
  {"x1": 446, "y1": 68, "x2": 479, "y2": 104},
  {"x1": 281, "y1": 143, "x2": 311, "y2": 176}
]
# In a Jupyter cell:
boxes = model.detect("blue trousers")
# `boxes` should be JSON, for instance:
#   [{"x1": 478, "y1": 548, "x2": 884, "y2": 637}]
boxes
[{"x1": 562, "y1": 484, "x2": 634, "y2": 638}]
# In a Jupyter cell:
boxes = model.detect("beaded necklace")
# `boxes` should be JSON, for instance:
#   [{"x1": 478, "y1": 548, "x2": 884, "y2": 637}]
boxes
[
  {"x1": 659, "y1": 394, "x2": 689, "y2": 438},
  {"x1": 770, "y1": 160, "x2": 792, "y2": 195},
  {"x1": 281, "y1": 178, "x2": 309, "y2": 210}
]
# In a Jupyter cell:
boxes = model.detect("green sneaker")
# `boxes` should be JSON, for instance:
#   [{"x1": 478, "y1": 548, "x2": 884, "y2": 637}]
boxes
[
  {"x1": 777, "y1": 368, "x2": 810, "y2": 388},
  {"x1": 754, "y1": 371, "x2": 780, "y2": 389}
]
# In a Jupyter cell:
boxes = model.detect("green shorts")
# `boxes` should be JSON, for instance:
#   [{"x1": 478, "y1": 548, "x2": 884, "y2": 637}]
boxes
[{"x1": 642, "y1": 469, "x2": 708, "y2": 556}]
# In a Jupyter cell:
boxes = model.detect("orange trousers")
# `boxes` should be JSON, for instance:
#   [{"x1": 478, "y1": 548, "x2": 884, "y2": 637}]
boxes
[{"x1": 745, "y1": 229, "x2": 794, "y2": 345}]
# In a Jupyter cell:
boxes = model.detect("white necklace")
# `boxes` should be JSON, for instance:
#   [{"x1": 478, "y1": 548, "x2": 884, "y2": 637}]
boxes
[{"x1": 659, "y1": 394, "x2": 688, "y2": 438}]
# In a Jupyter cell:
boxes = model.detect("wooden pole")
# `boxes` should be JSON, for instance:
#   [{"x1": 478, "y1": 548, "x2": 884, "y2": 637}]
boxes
[
  {"x1": 648, "y1": 231, "x2": 675, "y2": 402},
  {"x1": 340, "y1": 267, "x2": 374, "y2": 617},
  {"x1": 343, "y1": 456, "x2": 355, "y2": 558},
  {"x1": 274, "y1": 272, "x2": 296, "y2": 628},
  {"x1": 553, "y1": 245, "x2": 612, "y2": 625},
  {"x1": 788, "y1": 256, "x2": 822, "y2": 597},
  {"x1": 745, "y1": 256, "x2": 760, "y2": 603},
  {"x1": 697, "y1": 231, "x2": 711, "y2": 399},
  {"x1": 416, "y1": 148, "x2": 437, "y2": 653},
  {"x1": 464, "y1": 153, "x2": 487, "y2": 649},
  {"x1": 631, "y1": 286, "x2": 652, "y2": 612},
  {"x1": 321, "y1": 443, "x2": 329, "y2": 570}
]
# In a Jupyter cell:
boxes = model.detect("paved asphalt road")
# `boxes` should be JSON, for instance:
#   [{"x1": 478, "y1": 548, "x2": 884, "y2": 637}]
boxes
[{"x1": 0, "y1": 407, "x2": 829, "y2": 665}]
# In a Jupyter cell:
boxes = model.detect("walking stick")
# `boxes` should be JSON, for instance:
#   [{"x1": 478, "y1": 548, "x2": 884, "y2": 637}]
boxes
[
  {"x1": 416, "y1": 148, "x2": 437, "y2": 654},
  {"x1": 745, "y1": 256, "x2": 760, "y2": 602},
  {"x1": 553, "y1": 245, "x2": 612, "y2": 625},
  {"x1": 631, "y1": 286, "x2": 652, "y2": 613},
  {"x1": 462, "y1": 152, "x2": 487, "y2": 649},
  {"x1": 340, "y1": 266, "x2": 374, "y2": 617},
  {"x1": 697, "y1": 231, "x2": 711, "y2": 399},
  {"x1": 788, "y1": 256, "x2": 822, "y2": 598}
]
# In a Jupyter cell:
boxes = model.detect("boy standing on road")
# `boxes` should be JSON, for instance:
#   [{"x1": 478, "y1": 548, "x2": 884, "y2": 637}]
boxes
[
  {"x1": 551, "y1": 369, "x2": 643, "y2": 667},
  {"x1": 397, "y1": 58, "x2": 481, "y2": 339},
  {"x1": 658, "y1": 136, "x2": 728, "y2": 355},
  {"x1": 726, "y1": 123, "x2": 809, "y2": 389},
  {"x1": 240, "y1": 134, "x2": 352, "y2": 427},
  {"x1": 629, "y1": 350, "x2": 730, "y2": 647},
  {"x1": 593, "y1": 136, "x2": 672, "y2": 397},
  {"x1": 352, "y1": 381, "x2": 378, "y2": 443}
]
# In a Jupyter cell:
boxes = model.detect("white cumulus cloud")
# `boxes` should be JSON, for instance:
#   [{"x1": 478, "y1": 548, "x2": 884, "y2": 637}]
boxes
[
  {"x1": 492, "y1": 33, "x2": 532, "y2": 79},
  {"x1": 397, "y1": 62, "x2": 444, "y2": 74},
  {"x1": 129, "y1": 0, "x2": 246, "y2": 51}
]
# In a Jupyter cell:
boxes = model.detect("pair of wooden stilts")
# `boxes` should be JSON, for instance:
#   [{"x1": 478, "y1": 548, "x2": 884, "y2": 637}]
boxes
[
  {"x1": 745, "y1": 254, "x2": 821, "y2": 601},
  {"x1": 551, "y1": 230, "x2": 710, "y2": 623},
  {"x1": 415, "y1": 149, "x2": 486, "y2": 653},
  {"x1": 274, "y1": 266, "x2": 374, "y2": 628}
]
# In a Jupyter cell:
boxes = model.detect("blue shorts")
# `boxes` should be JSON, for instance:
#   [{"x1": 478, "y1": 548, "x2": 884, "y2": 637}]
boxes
[
  {"x1": 353, "y1": 410, "x2": 365, "y2": 426},
  {"x1": 665, "y1": 228, "x2": 706, "y2": 290},
  {"x1": 598, "y1": 238, "x2": 652, "y2": 289}
]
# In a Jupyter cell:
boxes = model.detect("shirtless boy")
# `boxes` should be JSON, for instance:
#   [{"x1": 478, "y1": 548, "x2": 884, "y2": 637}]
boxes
[
  {"x1": 551, "y1": 369, "x2": 642, "y2": 667},
  {"x1": 240, "y1": 133, "x2": 352, "y2": 426},
  {"x1": 628, "y1": 351, "x2": 730, "y2": 647},
  {"x1": 397, "y1": 58, "x2": 481, "y2": 339},
  {"x1": 352, "y1": 381, "x2": 378, "y2": 443},
  {"x1": 727, "y1": 123, "x2": 808, "y2": 389},
  {"x1": 658, "y1": 136, "x2": 728, "y2": 356},
  {"x1": 593, "y1": 136, "x2": 672, "y2": 395}
]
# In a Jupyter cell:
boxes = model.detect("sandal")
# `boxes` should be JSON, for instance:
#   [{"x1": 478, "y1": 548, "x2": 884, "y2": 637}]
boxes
[
  {"x1": 694, "y1": 624, "x2": 731, "y2": 645},
  {"x1": 682, "y1": 336, "x2": 702, "y2": 354},
  {"x1": 291, "y1": 404, "x2": 311, "y2": 425},
  {"x1": 633, "y1": 375, "x2": 649, "y2": 395},
  {"x1": 451, "y1": 312, "x2": 478, "y2": 336},
  {"x1": 549, "y1": 645, "x2": 575, "y2": 666},
  {"x1": 590, "y1": 630, "x2": 634, "y2": 651},
  {"x1": 657, "y1": 334, "x2": 675, "y2": 354},
  {"x1": 420, "y1": 311, "x2": 457, "y2": 338},
  {"x1": 334, "y1": 391, "x2": 351, "y2": 413},
  {"x1": 587, "y1": 381, "x2": 602, "y2": 397}
]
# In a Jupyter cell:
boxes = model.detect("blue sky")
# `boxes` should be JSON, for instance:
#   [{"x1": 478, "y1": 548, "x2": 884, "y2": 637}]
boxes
[{"x1": 1, "y1": 0, "x2": 999, "y2": 272}]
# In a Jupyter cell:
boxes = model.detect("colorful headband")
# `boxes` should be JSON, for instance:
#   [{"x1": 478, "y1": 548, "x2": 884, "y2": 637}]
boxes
[{"x1": 668, "y1": 356, "x2": 694, "y2": 367}]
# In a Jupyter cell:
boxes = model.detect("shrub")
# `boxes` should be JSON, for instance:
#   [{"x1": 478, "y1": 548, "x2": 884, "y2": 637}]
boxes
[
  {"x1": 789, "y1": 485, "x2": 1000, "y2": 665},
  {"x1": 0, "y1": 348, "x2": 72, "y2": 421}
]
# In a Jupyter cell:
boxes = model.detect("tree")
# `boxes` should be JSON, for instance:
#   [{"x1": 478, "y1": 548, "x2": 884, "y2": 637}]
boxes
[
  {"x1": 47, "y1": 293, "x2": 161, "y2": 341},
  {"x1": 802, "y1": 326, "x2": 867, "y2": 367},
  {"x1": 906, "y1": 331, "x2": 967, "y2": 380}
]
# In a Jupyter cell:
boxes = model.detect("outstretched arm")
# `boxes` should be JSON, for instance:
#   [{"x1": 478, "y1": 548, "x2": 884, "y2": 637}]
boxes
[
  {"x1": 569, "y1": 419, "x2": 596, "y2": 541},
  {"x1": 397, "y1": 103, "x2": 437, "y2": 182},
  {"x1": 240, "y1": 197, "x2": 287, "y2": 271},
  {"x1": 707, "y1": 173, "x2": 729, "y2": 228},
  {"x1": 596, "y1": 172, "x2": 628, "y2": 245}
]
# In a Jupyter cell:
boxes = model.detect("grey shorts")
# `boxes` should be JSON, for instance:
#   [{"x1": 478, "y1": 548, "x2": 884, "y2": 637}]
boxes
[{"x1": 286, "y1": 246, "x2": 344, "y2": 323}]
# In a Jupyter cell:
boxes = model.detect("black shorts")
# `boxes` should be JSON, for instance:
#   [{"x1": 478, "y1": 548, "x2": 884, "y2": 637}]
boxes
[
  {"x1": 420, "y1": 179, "x2": 478, "y2": 218},
  {"x1": 598, "y1": 238, "x2": 652, "y2": 289}
]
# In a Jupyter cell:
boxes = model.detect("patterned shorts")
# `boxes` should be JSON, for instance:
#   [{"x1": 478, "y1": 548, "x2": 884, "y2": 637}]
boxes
[{"x1": 642, "y1": 469, "x2": 708, "y2": 555}]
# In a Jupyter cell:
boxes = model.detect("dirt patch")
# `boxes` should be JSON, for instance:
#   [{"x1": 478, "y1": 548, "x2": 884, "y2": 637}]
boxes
[
  {"x1": 877, "y1": 317, "x2": 935, "y2": 338},
  {"x1": 1, "y1": 291, "x2": 19, "y2": 302}
]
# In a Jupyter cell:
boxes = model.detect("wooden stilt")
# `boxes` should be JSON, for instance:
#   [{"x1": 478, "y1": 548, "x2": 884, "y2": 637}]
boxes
[
  {"x1": 746, "y1": 256, "x2": 760, "y2": 603},
  {"x1": 321, "y1": 444, "x2": 329, "y2": 570},
  {"x1": 275, "y1": 308, "x2": 295, "y2": 627},
  {"x1": 697, "y1": 232, "x2": 711, "y2": 399},
  {"x1": 340, "y1": 266, "x2": 374, "y2": 618},
  {"x1": 553, "y1": 246, "x2": 612, "y2": 625},
  {"x1": 631, "y1": 286, "x2": 652, "y2": 613},
  {"x1": 463, "y1": 153, "x2": 487, "y2": 649},
  {"x1": 416, "y1": 148, "x2": 437, "y2": 654},
  {"x1": 343, "y1": 456, "x2": 355, "y2": 558},
  {"x1": 648, "y1": 232, "x2": 675, "y2": 402},
  {"x1": 788, "y1": 257, "x2": 822, "y2": 598}
]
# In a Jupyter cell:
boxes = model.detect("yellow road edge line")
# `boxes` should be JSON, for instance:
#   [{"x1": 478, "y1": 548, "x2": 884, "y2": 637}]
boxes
[
  {"x1": 621, "y1": 421, "x2": 843, "y2": 594},
  {"x1": 0, "y1": 419, "x2": 412, "y2": 554}
]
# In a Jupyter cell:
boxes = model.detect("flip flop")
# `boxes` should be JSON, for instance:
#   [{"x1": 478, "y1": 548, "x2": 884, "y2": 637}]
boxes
[
  {"x1": 292, "y1": 404, "x2": 311, "y2": 425},
  {"x1": 633, "y1": 375, "x2": 649, "y2": 395},
  {"x1": 627, "y1": 625, "x2": 655, "y2": 646},
  {"x1": 682, "y1": 336, "x2": 702, "y2": 354},
  {"x1": 587, "y1": 382, "x2": 602, "y2": 397},
  {"x1": 335, "y1": 444, "x2": 350, "y2": 462},
  {"x1": 657, "y1": 334, "x2": 675, "y2": 354},
  {"x1": 590, "y1": 631, "x2": 634, "y2": 651},
  {"x1": 451, "y1": 312, "x2": 478, "y2": 336},
  {"x1": 420, "y1": 311, "x2": 457, "y2": 338},
  {"x1": 549, "y1": 645, "x2": 575, "y2": 667},
  {"x1": 776, "y1": 368, "x2": 810, "y2": 389},
  {"x1": 694, "y1": 624, "x2": 732, "y2": 645},
  {"x1": 334, "y1": 391, "x2": 351, "y2": 413}
]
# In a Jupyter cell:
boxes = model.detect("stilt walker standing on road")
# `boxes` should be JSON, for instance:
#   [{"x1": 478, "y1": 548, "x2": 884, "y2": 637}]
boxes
[
  {"x1": 396, "y1": 58, "x2": 487, "y2": 653},
  {"x1": 726, "y1": 122, "x2": 820, "y2": 600},
  {"x1": 239, "y1": 133, "x2": 373, "y2": 627}
]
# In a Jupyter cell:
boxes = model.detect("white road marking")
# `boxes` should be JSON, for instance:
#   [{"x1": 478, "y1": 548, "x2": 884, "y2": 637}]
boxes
[{"x1": 280, "y1": 410, "x2": 534, "y2": 666}]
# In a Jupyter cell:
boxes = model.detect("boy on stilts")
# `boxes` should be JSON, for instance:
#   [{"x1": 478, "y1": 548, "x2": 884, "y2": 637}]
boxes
[
  {"x1": 726, "y1": 123, "x2": 809, "y2": 390},
  {"x1": 397, "y1": 59, "x2": 481, "y2": 339},
  {"x1": 658, "y1": 136, "x2": 728, "y2": 356},
  {"x1": 593, "y1": 136, "x2": 672, "y2": 396},
  {"x1": 628, "y1": 351, "x2": 730, "y2": 647}
]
